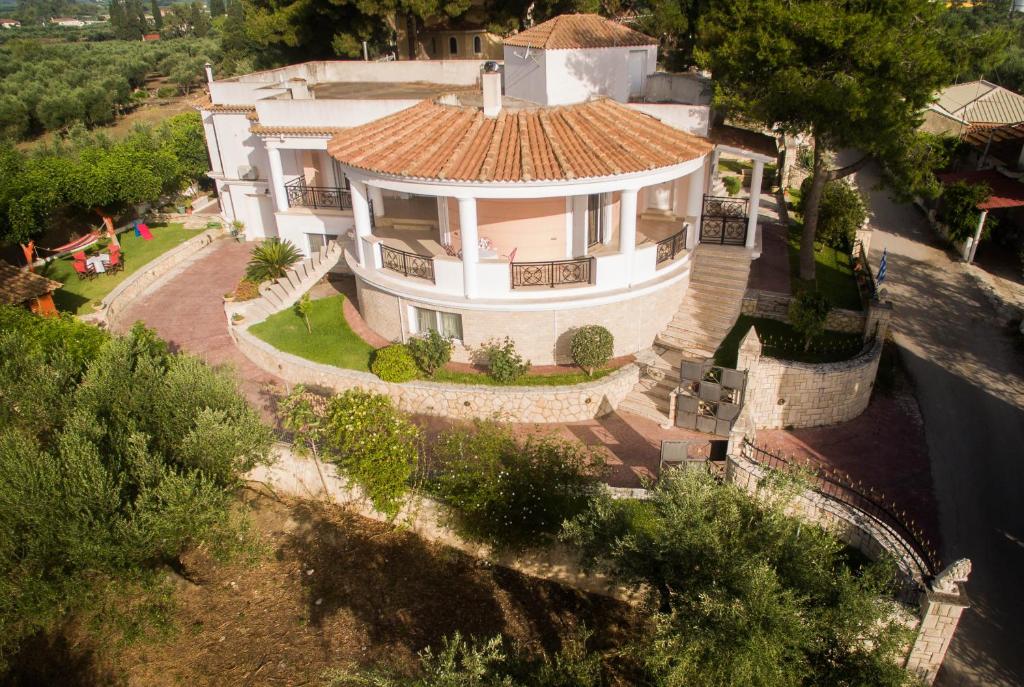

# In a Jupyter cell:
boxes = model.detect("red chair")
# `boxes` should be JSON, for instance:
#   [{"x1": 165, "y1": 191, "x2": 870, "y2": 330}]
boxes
[
  {"x1": 73, "y1": 260, "x2": 95, "y2": 280},
  {"x1": 72, "y1": 251, "x2": 87, "y2": 262},
  {"x1": 104, "y1": 250, "x2": 123, "y2": 274}
]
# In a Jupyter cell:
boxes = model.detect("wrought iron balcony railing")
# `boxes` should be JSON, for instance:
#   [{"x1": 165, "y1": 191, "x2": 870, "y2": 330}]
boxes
[
  {"x1": 380, "y1": 244, "x2": 435, "y2": 283},
  {"x1": 284, "y1": 178, "x2": 353, "y2": 211},
  {"x1": 656, "y1": 226, "x2": 688, "y2": 266},
  {"x1": 510, "y1": 257, "x2": 593, "y2": 289}
]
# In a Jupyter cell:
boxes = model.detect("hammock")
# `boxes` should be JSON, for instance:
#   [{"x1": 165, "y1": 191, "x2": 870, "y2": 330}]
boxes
[{"x1": 38, "y1": 231, "x2": 102, "y2": 256}]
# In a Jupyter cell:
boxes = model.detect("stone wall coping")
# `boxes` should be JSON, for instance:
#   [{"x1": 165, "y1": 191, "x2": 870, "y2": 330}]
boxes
[
  {"x1": 759, "y1": 335, "x2": 882, "y2": 373},
  {"x1": 85, "y1": 226, "x2": 225, "y2": 326}
]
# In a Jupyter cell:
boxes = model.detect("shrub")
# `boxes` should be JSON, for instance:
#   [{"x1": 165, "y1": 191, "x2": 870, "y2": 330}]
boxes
[
  {"x1": 938, "y1": 181, "x2": 992, "y2": 244},
  {"x1": 723, "y1": 175, "x2": 742, "y2": 196},
  {"x1": 370, "y1": 344, "x2": 419, "y2": 383},
  {"x1": 232, "y1": 279, "x2": 259, "y2": 301},
  {"x1": 155, "y1": 85, "x2": 178, "y2": 99},
  {"x1": 320, "y1": 390, "x2": 420, "y2": 517},
  {"x1": 406, "y1": 328, "x2": 452, "y2": 377},
  {"x1": 427, "y1": 422, "x2": 605, "y2": 550},
  {"x1": 570, "y1": 325, "x2": 614, "y2": 376},
  {"x1": 788, "y1": 290, "x2": 832, "y2": 350},
  {"x1": 245, "y1": 238, "x2": 302, "y2": 282},
  {"x1": 798, "y1": 177, "x2": 867, "y2": 251},
  {"x1": 479, "y1": 337, "x2": 530, "y2": 384}
]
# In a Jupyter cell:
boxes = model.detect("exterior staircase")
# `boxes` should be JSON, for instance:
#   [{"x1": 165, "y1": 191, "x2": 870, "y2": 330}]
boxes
[
  {"x1": 617, "y1": 243, "x2": 753, "y2": 424},
  {"x1": 237, "y1": 240, "x2": 343, "y2": 322}
]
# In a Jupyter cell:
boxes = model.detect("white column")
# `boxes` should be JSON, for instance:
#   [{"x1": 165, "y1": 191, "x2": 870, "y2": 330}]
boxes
[
  {"x1": 746, "y1": 159, "x2": 764, "y2": 249},
  {"x1": 967, "y1": 209, "x2": 987, "y2": 264},
  {"x1": 369, "y1": 185, "x2": 385, "y2": 218},
  {"x1": 686, "y1": 160, "x2": 705, "y2": 249},
  {"x1": 267, "y1": 146, "x2": 288, "y2": 213},
  {"x1": 458, "y1": 197, "x2": 479, "y2": 298},
  {"x1": 350, "y1": 180, "x2": 372, "y2": 266},
  {"x1": 619, "y1": 188, "x2": 638, "y2": 284}
]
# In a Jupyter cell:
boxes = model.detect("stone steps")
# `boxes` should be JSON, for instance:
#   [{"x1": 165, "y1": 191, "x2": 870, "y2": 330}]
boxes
[{"x1": 244, "y1": 240, "x2": 342, "y2": 318}]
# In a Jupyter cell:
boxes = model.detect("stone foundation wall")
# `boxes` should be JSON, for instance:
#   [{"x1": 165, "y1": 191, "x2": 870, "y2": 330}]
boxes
[
  {"x1": 740, "y1": 288, "x2": 866, "y2": 334},
  {"x1": 233, "y1": 325, "x2": 640, "y2": 423},
  {"x1": 100, "y1": 227, "x2": 224, "y2": 328},
  {"x1": 357, "y1": 271, "x2": 689, "y2": 366},
  {"x1": 737, "y1": 328, "x2": 882, "y2": 429}
]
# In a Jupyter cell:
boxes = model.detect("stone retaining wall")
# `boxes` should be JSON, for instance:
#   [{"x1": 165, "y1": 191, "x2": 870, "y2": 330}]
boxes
[
  {"x1": 233, "y1": 325, "x2": 640, "y2": 423},
  {"x1": 741, "y1": 288, "x2": 866, "y2": 334},
  {"x1": 247, "y1": 444, "x2": 638, "y2": 602},
  {"x1": 737, "y1": 327, "x2": 882, "y2": 429},
  {"x1": 97, "y1": 227, "x2": 224, "y2": 327}
]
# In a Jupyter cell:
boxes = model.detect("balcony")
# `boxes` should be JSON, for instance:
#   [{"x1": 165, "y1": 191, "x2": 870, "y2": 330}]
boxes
[
  {"x1": 510, "y1": 257, "x2": 594, "y2": 289},
  {"x1": 285, "y1": 178, "x2": 352, "y2": 211},
  {"x1": 655, "y1": 226, "x2": 687, "y2": 266},
  {"x1": 380, "y1": 244, "x2": 435, "y2": 283}
]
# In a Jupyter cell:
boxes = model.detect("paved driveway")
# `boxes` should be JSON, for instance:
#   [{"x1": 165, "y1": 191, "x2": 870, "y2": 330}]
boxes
[{"x1": 852, "y1": 163, "x2": 1024, "y2": 686}]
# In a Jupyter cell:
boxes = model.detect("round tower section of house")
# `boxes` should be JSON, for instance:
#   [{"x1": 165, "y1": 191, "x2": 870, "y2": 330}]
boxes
[
  {"x1": 502, "y1": 14, "x2": 659, "y2": 106},
  {"x1": 326, "y1": 94, "x2": 713, "y2": 365}
]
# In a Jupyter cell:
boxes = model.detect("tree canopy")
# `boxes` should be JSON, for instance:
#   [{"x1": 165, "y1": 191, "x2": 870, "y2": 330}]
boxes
[{"x1": 698, "y1": 0, "x2": 952, "y2": 280}]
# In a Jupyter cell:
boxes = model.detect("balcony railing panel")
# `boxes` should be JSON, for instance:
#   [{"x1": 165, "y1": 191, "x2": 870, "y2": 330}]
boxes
[
  {"x1": 655, "y1": 226, "x2": 688, "y2": 266},
  {"x1": 380, "y1": 244, "x2": 435, "y2": 283},
  {"x1": 700, "y1": 195, "x2": 747, "y2": 245},
  {"x1": 510, "y1": 257, "x2": 593, "y2": 289},
  {"x1": 285, "y1": 178, "x2": 353, "y2": 211}
]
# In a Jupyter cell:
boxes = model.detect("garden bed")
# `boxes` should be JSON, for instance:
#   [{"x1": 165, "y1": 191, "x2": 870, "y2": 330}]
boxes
[
  {"x1": 786, "y1": 223, "x2": 863, "y2": 310},
  {"x1": 715, "y1": 315, "x2": 865, "y2": 368},
  {"x1": 46, "y1": 223, "x2": 198, "y2": 315}
]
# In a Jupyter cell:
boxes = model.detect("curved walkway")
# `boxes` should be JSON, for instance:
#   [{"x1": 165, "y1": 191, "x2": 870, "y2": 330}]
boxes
[{"x1": 112, "y1": 240, "x2": 284, "y2": 422}]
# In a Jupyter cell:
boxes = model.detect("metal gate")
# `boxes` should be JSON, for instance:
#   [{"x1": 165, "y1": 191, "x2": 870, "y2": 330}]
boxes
[{"x1": 700, "y1": 195, "x2": 747, "y2": 245}]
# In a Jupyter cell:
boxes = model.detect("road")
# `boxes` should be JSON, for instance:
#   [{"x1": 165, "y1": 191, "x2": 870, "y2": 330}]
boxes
[{"x1": 851, "y1": 162, "x2": 1024, "y2": 686}]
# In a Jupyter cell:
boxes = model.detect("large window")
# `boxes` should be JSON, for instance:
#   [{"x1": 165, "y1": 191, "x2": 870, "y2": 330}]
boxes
[
  {"x1": 306, "y1": 232, "x2": 338, "y2": 254},
  {"x1": 449, "y1": 36, "x2": 458, "y2": 55},
  {"x1": 473, "y1": 35, "x2": 482, "y2": 54},
  {"x1": 412, "y1": 306, "x2": 463, "y2": 341}
]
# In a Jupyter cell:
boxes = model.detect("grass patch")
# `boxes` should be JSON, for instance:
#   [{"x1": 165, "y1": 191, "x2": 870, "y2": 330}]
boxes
[
  {"x1": 786, "y1": 223, "x2": 863, "y2": 311},
  {"x1": 250, "y1": 294, "x2": 375, "y2": 371},
  {"x1": 714, "y1": 315, "x2": 865, "y2": 368},
  {"x1": 431, "y1": 367, "x2": 612, "y2": 387},
  {"x1": 46, "y1": 223, "x2": 198, "y2": 315}
]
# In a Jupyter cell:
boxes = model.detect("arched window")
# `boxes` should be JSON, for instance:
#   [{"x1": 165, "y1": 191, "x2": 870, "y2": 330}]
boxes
[
  {"x1": 473, "y1": 35, "x2": 482, "y2": 54},
  {"x1": 449, "y1": 36, "x2": 458, "y2": 55}
]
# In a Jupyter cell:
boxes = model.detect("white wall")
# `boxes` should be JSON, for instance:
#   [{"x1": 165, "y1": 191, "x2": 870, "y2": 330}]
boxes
[
  {"x1": 642, "y1": 72, "x2": 712, "y2": 105},
  {"x1": 503, "y1": 45, "x2": 656, "y2": 106},
  {"x1": 254, "y1": 98, "x2": 423, "y2": 128},
  {"x1": 275, "y1": 211, "x2": 355, "y2": 256},
  {"x1": 627, "y1": 103, "x2": 710, "y2": 136},
  {"x1": 502, "y1": 45, "x2": 547, "y2": 105},
  {"x1": 211, "y1": 112, "x2": 271, "y2": 183},
  {"x1": 315, "y1": 60, "x2": 487, "y2": 85}
]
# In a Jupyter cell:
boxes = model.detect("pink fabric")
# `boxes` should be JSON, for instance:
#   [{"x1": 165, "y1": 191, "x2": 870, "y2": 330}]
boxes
[{"x1": 137, "y1": 223, "x2": 153, "y2": 240}]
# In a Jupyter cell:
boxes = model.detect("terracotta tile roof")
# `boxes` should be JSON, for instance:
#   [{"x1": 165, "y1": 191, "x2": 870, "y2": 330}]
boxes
[
  {"x1": 193, "y1": 94, "x2": 257, "y2": 114},
  {"x1": 0, "y1": 261, "x2": 61, "y2": 305},
  {"x1": 503, "y1": 14, "x2": 656, "y2": 50},
  {"x1": 251, "y1": 124, "x2": 345, "y2": 137},
  {"x1": 327, "y1": 98, "x2": 710, "y2": 184}
]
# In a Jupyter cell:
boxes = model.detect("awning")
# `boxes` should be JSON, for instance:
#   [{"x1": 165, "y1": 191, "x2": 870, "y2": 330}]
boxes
[{"x1": 937, "y1": 169, "x2": 1024, "y2": 210}]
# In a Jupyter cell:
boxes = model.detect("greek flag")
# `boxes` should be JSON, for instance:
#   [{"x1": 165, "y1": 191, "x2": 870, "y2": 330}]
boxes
[{"x1": 877, "y1": 248, "x2": 888, "y2": 285}]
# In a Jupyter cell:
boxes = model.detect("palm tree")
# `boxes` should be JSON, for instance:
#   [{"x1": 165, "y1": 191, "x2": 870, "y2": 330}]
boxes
[{"x1": 245, "y1": 238, "x2": 302, "y2": 282}]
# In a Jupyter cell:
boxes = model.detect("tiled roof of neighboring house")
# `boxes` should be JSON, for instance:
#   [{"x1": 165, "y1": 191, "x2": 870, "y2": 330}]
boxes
[
  {"x1": 503, "y1": 14, "x2": 656, "y2": 50},
  {"x1": 327, "y1": 98, "x2": 711, "y2": 183},
  {"x1": 0, "y1": 261, "x2": 61, "y2": 306},
  {"x1": 932, "y1": 80, "x2": 1024, "y2": 126},
  {"x1": 192, "y1": 94, "x2": 257, "y2": 113},
  {"x1": 709, "y1": 123, "x2": 778, "y2": 160},
  {"x1": 251, "y1": 124, "x2": 345, "y2": 137},
  {"x1": 937, "y1": 169, "x2": 1024, "y2": 210}
]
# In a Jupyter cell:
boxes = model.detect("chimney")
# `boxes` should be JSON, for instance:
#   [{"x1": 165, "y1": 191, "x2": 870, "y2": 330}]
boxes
[
  {"x1": 288, "y1": 77, "x2": 311, "y2": 100},
  {"x1": 481, "y1": 61, "x2": 501, "y2": 117},
  {"x1": 204, "y1": 62, "x2": 214, "y2": 85}
]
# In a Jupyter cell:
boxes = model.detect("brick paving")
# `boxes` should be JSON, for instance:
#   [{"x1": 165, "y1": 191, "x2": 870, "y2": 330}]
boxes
[{"x1": 748, "y1": 222, "x2": 792, "y2": 293}]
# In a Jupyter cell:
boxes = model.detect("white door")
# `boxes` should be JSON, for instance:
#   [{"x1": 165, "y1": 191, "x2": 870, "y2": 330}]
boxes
[{"x1": 628, "y1": 50, "x2": 646, "y2": 100}]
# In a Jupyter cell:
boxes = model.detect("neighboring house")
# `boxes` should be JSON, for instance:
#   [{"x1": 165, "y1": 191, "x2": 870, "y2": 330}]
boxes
[
  {"x1": 50, "y1": 16, "x2": 86, "y2": 26},
  {"x1": 0, "y1": 261, "x2": 60, "y2": 316},
  {"x1": 923, "y1": 80, "x2": 1024, "y2": 169},
  {"x1": 197, "y1": 13, "x2": 775, "y2": 371},
  {"x1": 397, "y1": 19, "x2": 502, "y2": 61},
  {"x1": 0, "y1": 18, "x2": 21, "y2": 28},
  {"x1": 142, "y1": 32, "x2": 161, "y2": 41}
]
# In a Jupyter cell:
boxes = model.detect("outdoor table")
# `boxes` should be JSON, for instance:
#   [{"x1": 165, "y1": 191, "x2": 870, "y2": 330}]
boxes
[{"x1": 86, "y1": 254, "x2": 110, "y2": 274}]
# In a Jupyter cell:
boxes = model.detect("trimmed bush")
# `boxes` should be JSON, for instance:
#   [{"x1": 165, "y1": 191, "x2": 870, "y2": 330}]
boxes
[
  {"x1": 320, "y1": 390, "x2": 420, "y2": 517},
  {"x1": 406, "y1": 328, "x2": 452, "y2": 377},
  {"x1": 155, "y1": 85, "x2": 178, "y2": 99},
  {"x1": 788, "y1": 290, "x2": 831, "y2": 350},
  {"x1": 723, "y1": 175, "x2": 742, "y2": 196},
  {"x1": 798, "y1": 177, "x2": 868, "y2": 252},
  {"x1": 427, "y1": 422, "x2": 606, "y2": 550},
  {"x1": 479, "y1": 337, "x2": 530, "y2": 384},
  {"x1": 370, "y1": 344, "x2": 419, "y2": 383},
  {"x1": 570, "y1": 325, "x2": 614, "y2": 376}
]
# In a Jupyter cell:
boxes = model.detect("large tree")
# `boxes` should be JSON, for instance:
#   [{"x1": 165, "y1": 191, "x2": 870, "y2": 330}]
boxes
[{"x1": 698, "y1": 0, "x2": 951, "y2": 281}]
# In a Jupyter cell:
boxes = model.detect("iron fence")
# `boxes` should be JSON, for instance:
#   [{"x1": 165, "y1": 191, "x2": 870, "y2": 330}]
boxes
[
  {"x1": 758, "y1": 332, "x2": 871, "y2": 363},
  {"x1": 381, "y1": 244, "x2": 435, "y2": 282},
  {"x1": 701, "y1": 195, "x2": 747, "y2": 245},
  {"x1": 741, "y1": 440, "x2": 940, "y2": 587},
  {"x1": 656, "y1": 226, "x2": 688, "y2": 266},
  {"x1": 510, "y1": 256, "x2": 593, "y2": 289},
  {"x1": 284, "y1": 178, "x2": 353, "y2": 211},
  {"x1": 854, "y1": 241, "x2": 877, "y2": 302}
]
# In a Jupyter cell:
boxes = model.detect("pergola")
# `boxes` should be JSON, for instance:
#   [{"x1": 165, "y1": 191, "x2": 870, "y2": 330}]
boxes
[{"x1": 937, "y1": 169, "x2": 1024, "y2": 263}]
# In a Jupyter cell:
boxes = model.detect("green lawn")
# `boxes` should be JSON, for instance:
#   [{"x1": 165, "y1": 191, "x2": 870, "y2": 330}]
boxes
[
  {"x1": 250, "y1": 295, "x2": 376, "y2": 372},
  {"x1": 251, "y1": 294, "x2": 614, "y2": 386},
  {"x1": 786, "y1": 224, "x2": 863, "y2": 311},
  {"x1": 46, "y1": 223, "x2": 199, "y2": 315},
  {"x1": 714, "y1": 315, "x2": 865, "y2": 368}
]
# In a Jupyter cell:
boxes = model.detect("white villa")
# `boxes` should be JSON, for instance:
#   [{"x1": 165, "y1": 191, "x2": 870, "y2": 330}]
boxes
[{"x1": 198, "y1": 14, "x2": 776, "y2": 380}]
